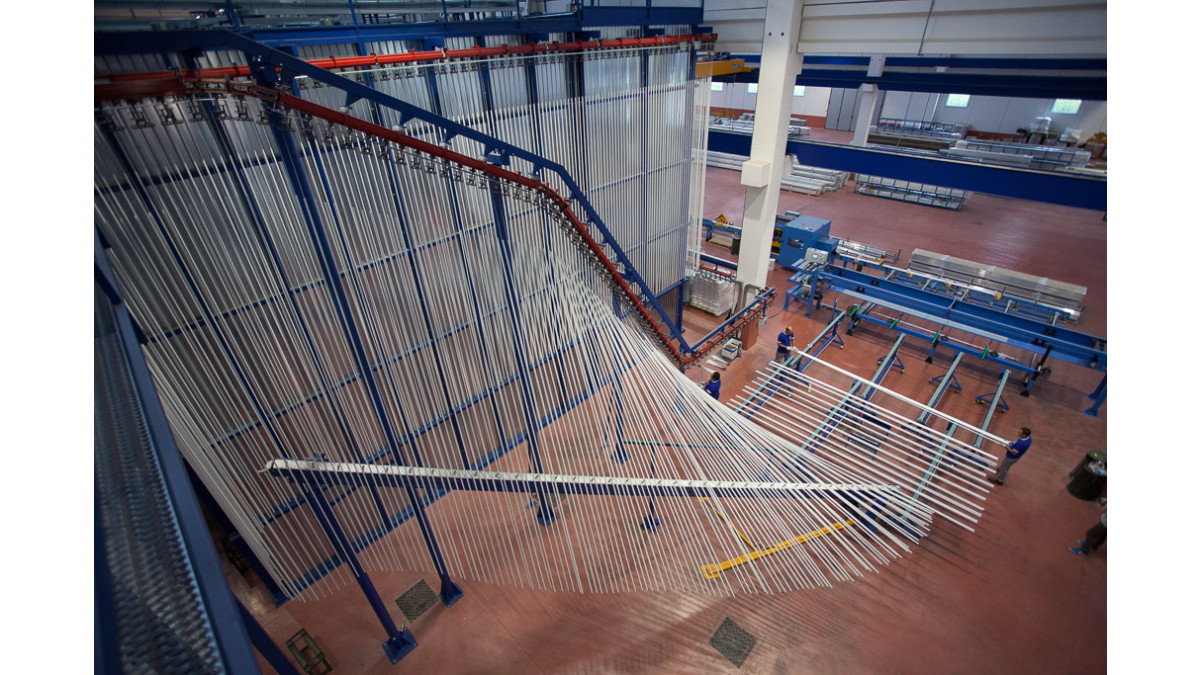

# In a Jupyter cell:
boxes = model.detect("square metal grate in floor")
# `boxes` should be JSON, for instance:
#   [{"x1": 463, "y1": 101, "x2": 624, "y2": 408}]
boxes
[
  {"x1": 709, "y1": 617, "x2": 757, "y2": 668},
  {"x1": 395, "y1": 580, "x2": 438, "y2": 622}
]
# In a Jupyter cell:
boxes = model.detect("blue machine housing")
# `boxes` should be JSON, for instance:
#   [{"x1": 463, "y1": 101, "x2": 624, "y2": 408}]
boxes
[{"x1": 777, "y1": 214, "x2": 837, "y2": 270}]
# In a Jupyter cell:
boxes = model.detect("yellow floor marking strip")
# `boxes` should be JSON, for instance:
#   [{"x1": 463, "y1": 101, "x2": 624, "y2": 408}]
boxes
[
  {"x1": 699, "y1": 497, "x2": 756, "y2": 549},
  {"x1": 701, "y1": 521, "x2": 853, "y2": 580}
]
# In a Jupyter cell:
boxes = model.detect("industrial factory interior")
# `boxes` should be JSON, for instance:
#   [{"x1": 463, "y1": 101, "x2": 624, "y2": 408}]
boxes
[{"x1": 59, "y1": 0, "x2": 1185, "y2": 673}]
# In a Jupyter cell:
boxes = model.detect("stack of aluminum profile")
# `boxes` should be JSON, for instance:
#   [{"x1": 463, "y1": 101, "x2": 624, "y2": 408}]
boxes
[
  {"x1": 907, "y1": 248, "x2": 1086, "y2": 321},
  {"x1": 854, "y1": 174, "x2": 969, "y2": 210},
  {"x1": 688, "y1": 269, "x2": 738, "y2": 316},
  {"x1": 940, "y1": 140, "x2": 1091, "y2": 172},
  {"x1": 704, "y1": 152, "x2": 846, "y2": 195},
  {"x1": 708, "y1": 115, "x2": 810, "y2": 139},
  {"x1": 874, "y1": 118, "x2": 968, "y2": 139},
  {"x1": 785, "y1": 157, "x2": 848, "y2": 194}
]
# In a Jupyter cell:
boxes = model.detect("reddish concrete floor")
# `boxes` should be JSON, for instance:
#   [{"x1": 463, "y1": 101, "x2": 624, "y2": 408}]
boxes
[{"x1": 230, "y1": 167, "x2": 1107, "y2": 674}]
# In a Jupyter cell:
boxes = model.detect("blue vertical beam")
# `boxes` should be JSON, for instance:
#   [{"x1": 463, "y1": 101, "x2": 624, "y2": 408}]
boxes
[
  {"x1": 569, "y1": 50, "x2": 590, "y2": 197},
  {"x1": 236, "y1": 599, "x2": 303, "y2": 675},
  {"x1": 640, "y1": 37, "x2": 652, "y2": 303},
  {"x1": 326, "y1": 39, "x2": 481, "y2": 473},
  {"x1": 254, "y1": 60, "x2": 464, "y2": 609},
  {"x1": 475, "y1": 35, "x2": 501, "y2": 138},
  {"x1": 1084, "y1": 375, "x2": 1106, "y2": 418},
  {"x1": 520, "y1": 42, "x2": 574, "y2": 409},
  {"x1": 449, "y1": 222, "x2": 510, "y2": 452},
  {"x1": 486, "y1": 166, "x2": 556, "y2": 525},
  {"x1": 185, "y1": 54, "x2": 392, "y2": 526},
  {"x1": 412, "y1": 43, "x2": 512, "y2": 462},
  {"x1": 185, "y1": 461, "x2": 289, "y2": 606},
  {"x1": 416, "y1": 42, "x2": 519, "y2": 457},
  {"x1": 96, "y1": 235, "x2": 261, "y2": 673},
  {"x1": 94, "y1": 490, "x2": 124, "y2": 675},
  {"x1": 224, "y1": 0, "x2": 242, "y2": 30},
  {"x1": 918, "y1": 352, "x2": 964, "y2": 425},
  {"x1": 300, "y1": 477, "x2": 417, "y2": 664},
  {"x1": 374, "y1": 149, "x2": 474, "y2": 472},
  {"x1": 608, "y1": 364, "x2": 630, "y2": 465},
  {"x1": 974, "y1": 370, "x2": 1012, "y2": 448}
]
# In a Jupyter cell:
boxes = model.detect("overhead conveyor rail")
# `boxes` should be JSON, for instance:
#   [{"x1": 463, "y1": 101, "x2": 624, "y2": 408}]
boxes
[{"x1": 94, "y1": 29, "x2": 762, "y2": 368}]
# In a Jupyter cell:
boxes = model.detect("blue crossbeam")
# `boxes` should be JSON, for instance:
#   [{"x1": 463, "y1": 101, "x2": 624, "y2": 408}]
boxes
[
  {"x1": 825, "y1": 266, "x2": 1106, "y2": 371},
  {"x1": 706, "y1": 130, "x2": 1106, "y2": 211}
]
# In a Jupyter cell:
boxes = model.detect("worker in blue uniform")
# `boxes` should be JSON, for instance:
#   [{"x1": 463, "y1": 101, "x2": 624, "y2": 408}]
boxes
[
  {"x1": 987, "y1": 427, "x2": 1033, "y2": 486},
  {"x1": 775, "y1": 327, "x2": 795, "y2": 364},
  {"x1": 704, "y1": 372, "x2": 721, "y2": 400}
]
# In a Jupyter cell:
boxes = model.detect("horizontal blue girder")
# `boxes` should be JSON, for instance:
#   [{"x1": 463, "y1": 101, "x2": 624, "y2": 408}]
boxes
[
  {"x1": 99, "y1": 7, "x2": 705, "y2": 50},
  {"x1": 824, "y1": 266, "x2": 1106, "y2": 370},
  {"x1": 706, "y1": 130, "x2": 1107, "y2": 212},
  {"x1": 736, "y1": 54, "x2": 1106, "y2": 72},
  {"x1": 728, "y1": 54, "x2": 1106, "y2": 100}
]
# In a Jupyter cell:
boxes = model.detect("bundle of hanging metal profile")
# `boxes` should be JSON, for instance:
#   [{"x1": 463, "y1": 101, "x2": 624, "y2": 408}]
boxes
[{"x1": 94, "y1": 34, "x2": 1004, "y2": 604}]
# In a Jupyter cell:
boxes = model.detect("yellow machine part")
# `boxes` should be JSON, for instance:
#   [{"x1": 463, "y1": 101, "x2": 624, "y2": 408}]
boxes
[{"x1": 696, "y1": 59, "x2": 757, "y2": 78}]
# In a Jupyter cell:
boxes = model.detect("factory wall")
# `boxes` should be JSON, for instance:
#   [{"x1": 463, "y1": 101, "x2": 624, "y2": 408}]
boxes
[
  {"x1": 880, "y1": 91, "x2": 1108, "y2": 140},
  {"x1": 708, "y1": 82, "x2": 832, "y2": 127}
]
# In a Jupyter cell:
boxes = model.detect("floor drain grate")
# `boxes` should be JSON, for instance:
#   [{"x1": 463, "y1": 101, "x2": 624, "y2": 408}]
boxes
[
  {"x1": 709, "y1": 617, "x2": 757, "y2": 668},
  {"x1": 395, "y1": 580, "x2": 438, "y2": 622}
]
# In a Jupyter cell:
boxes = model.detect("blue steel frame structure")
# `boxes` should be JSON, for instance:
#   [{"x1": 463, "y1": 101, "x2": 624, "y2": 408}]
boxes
[
  {"x1": 95, "y1": 19, "x2": 749, "y2": 666},
  {"x1": 815, "y1": 263, "x2": 1106, "y2": 409},
  {"x1": 95, "y1": 237, "x2": 283, "y2": 674},
  {"x1": 94, "y1": 11, "x2": 1108, "y2": 665},
  {"x1": 726, "y1": 54, "x2": 1106, "y2": 101}
]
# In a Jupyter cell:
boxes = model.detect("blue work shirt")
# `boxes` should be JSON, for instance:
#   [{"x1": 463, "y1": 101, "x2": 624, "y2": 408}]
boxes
[
  {"x1": 776, "y1": 331, "x2": 793, "y2": 355},
  {"x1": 705, "y1": 379, "x2": 721, "y2": 399},
  {"x1": 1007, "y1": 435, "x2": 1033, "y2": 460}
]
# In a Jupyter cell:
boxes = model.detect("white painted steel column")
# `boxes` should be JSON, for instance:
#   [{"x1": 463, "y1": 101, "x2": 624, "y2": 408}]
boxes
[
  {"x1": 850, "y1": 55, "x2": 884, "y2": 147},
  {"x1": 735, "y1": 0, "x2": 803, "y2": 294}
]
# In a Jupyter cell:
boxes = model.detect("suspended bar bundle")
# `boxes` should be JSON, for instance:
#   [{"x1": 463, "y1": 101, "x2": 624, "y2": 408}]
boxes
[{"x1": 94, "y1": 68, "x2": 995, "y2": 600}]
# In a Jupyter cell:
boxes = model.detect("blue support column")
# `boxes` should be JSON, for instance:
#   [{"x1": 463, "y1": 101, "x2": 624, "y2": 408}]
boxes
[
  {"x1": 1084, "y1": 375, "x2": 1106, "y2": 417},
  {"x1": 254, "y1": 60, "x2": 463, "y2": 609},
  {"x1": 346, "y1": 36, "x2": 477, "y2": 473},
  {"x1": 486, "y1": 162, "x2": 556, "y2": 526},
  {"x1": 94, "y1": 491, "x2": 124, "y2": 675},
  {"x1": 186, "y1": 65, "x2": 392, "y2": 525},
  {"x1": 236, "y1": 599, "x2": 303, "y2": 675},
  {"x1": 974, "y1": 370, "x2": 1012, "y2": 448},
  {"x1": 301, "y1": 479, "x2": 417, "y2": 664},
  {"x1": 376, "y1": 155, "x2": 474, "y2": 471},
  {"x1": 96, "y1": 236, "x2": 261, "y2": 673}
]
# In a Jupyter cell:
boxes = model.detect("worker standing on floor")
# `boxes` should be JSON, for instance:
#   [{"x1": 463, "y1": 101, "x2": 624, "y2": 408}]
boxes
[
  {"x1": 705, "y1": 372, "x2": 722, "y2": 400},
  {"x1": 775, "y1": 326, "x2": 795, "y2": 364},
  {"x1": 987, "y1": 427, "x2": 1033, "y2": 486}
]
